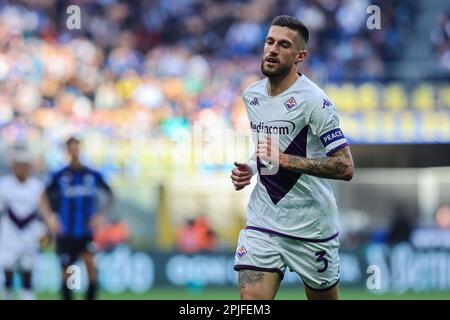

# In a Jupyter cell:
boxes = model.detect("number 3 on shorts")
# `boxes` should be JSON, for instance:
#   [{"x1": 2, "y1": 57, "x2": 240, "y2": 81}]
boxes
[{"x1": 315, "y1": 250, "x2": 328, "y2": 273}]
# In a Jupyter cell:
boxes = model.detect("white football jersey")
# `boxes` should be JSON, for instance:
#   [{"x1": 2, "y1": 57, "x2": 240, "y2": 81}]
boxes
[
  {"x1": 0, "y1": 174, "x2": 45, "y2": 243},
  {"x1": 243, "y1": 74, "x2": 348, "y2": 240}
]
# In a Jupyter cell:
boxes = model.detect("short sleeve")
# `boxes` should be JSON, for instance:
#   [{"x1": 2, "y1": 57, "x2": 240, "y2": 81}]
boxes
[
  {"x1": 309, "y1": 95, "x2": 349, "y2": 156},
  {"x1": 45, "y1": 172, "x2": 58, "y2": 194},
  {"x1": 94, "y1": 171, "x2": 112, "y2": 193}
]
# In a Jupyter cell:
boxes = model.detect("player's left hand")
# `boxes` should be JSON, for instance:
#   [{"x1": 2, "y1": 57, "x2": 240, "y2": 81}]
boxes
[
  {"x1": 90, "y1": 213, "x2": 106, "y2": 231},
  {"x1": 256, "y1": 135, "x2": 283, "y2": 167},
  {"x1": 39, "y1": 232, "x2": 53, "y2": 250}
]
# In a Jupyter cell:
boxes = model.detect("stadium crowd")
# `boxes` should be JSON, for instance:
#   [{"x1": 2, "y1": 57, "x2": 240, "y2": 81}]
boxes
[
  {"x1": 430, "y1": 11, "x2": 450, "y2": 74},
  {"x1": 0, "y1": 0, "x2": 418, "y2": 161}
]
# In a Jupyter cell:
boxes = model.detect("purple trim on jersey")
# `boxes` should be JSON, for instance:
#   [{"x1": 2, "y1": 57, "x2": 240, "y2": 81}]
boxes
[
  {"x1": 233, "y1": 264, "x2": 285, "y2": 280},
  {"x1": 7, "y1": 207, "x2": 38, "y2": 229},
  {"x1": 320, "y1": 128, "x2": 345, "y2": 147},
  {"x1": 246, "y1": 226, "x2": 339, "y2": 243},
  {"x1": 302, "y1": 277, "x2": 340, "y2": 291},
  {"x1": 257, "y1": 125, "x2": 308, "y2": 204},
  {"x1": 326, "y1": 142, "x2": 349, "y2": 156}
]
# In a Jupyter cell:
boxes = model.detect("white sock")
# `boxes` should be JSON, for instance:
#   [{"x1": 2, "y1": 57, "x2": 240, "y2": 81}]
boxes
[{"x1": 19, "y1": 289, "x2": 35, "y2": 300}]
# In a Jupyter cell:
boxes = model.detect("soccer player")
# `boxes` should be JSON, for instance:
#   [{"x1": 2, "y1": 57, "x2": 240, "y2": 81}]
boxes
[
  {"x1": 40, "y1": 136, "x2": 114, "y2": 300},
  {"x1": 0, "y1": 145, "x2": 46, "y2": 300},
  {"x1": 231, "y1": 15, "x2": 354, "y2": 300}
]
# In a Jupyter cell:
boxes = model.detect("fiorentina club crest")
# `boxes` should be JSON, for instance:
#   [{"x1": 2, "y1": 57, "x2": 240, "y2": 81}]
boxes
[
  {"x1": 284, "y1": 97, "x2": 297, "y2": 111},
  {"x1": 237, "y1": 245, "x2": 247, "y2": 258}
]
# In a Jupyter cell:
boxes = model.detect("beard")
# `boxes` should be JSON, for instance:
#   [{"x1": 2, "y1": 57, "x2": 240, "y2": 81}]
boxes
[{"x1": 261, "y1": 58, "x2": 292, "y2": 79}]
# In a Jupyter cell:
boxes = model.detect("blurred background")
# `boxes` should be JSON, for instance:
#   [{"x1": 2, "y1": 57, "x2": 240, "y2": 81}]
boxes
[{"x1": 0, "y1": 0, "x2": 450, "y2": 299}]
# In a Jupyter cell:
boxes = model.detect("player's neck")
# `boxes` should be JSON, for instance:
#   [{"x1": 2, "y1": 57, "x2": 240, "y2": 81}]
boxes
[
  {"x1": 69, "y1": 159, "x2": 83, "y2": 170},
  {"x1": 267, "y1": 71, "x2": 300, "y2": 97},
  {"x1": 15, "y1": 175, "x2": 28, "y2": 183}
]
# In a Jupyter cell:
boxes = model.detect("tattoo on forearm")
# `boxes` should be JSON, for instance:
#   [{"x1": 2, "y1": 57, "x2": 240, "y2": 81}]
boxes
[
  {"x1": 285, "y1": 154, "x2": 350, "y2": 180},
  {"x1": 239, "y1": 270, "x2": 265, "y2": 288}
]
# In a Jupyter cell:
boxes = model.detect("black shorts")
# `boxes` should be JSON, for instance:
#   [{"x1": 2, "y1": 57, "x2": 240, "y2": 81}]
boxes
[{"x1": 57, "y1": 236, "x2": 95, "y2": 267}]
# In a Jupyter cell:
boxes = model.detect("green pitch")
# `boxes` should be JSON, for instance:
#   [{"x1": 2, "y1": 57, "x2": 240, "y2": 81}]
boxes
[{"x1": 35, "y1": 288, "x2": 450, "y2": 300}]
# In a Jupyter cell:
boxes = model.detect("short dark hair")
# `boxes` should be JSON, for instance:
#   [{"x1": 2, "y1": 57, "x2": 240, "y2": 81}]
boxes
[
  {"x1": 271, "y1": 15, "x2": 309, "y2": 48},
  {"x1": 66, "y1": 136, "x2": 81, "y2": 146}
]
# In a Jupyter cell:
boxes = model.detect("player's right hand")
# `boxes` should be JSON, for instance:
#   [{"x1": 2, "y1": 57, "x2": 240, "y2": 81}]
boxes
[
  {"x1": 231, "y1": 162, "x2": 253, "y2": 191},
  {"x1": 46, "y1": 214, "x2": 61, "y2": 235}
]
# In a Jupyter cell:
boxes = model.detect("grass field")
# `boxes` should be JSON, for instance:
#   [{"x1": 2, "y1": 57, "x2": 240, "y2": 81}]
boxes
[{"x1": 35, "y1": 288, "x2": 450, "y2": 300}]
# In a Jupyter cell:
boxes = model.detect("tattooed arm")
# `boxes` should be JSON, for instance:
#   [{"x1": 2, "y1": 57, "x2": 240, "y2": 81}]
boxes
[
  {"x1": 257, "y1": 136, "x2": 354, "y2": 181},
  {"x1": 279, "y1": 146, "x2": 354, "y2": 181}
]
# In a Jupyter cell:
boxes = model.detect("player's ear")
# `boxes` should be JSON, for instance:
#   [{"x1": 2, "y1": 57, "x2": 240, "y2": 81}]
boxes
[{"x1": 295, "y1": 50, "x2": 307, "y2": 64}]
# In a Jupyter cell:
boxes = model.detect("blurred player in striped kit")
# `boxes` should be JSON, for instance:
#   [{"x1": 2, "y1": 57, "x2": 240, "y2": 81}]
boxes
[{"x1": 40, "y1": 136, "x2": 114, "y2": 300}]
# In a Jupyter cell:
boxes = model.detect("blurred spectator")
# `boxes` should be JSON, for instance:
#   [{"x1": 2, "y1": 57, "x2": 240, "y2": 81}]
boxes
[
  {"x1": 94, "y1": 219, "x2": 130, "y2": 251},
  {"x1": 435, "y1": 205, "x2": 450, "y2": 229},
  {"x1": 176, "y1": 215, "x2": 217, "y2": 253},
  {"x1": 193, "y1": 214, "x2": 217, "y2": 252},
  {"x1": 386, "y1": 204, "x2": 415, "y2": 245},
  {"x1": 430, "y1": 13, "x2": 450, "y2": 74},
  {"x1": 176, "y1": 218, "x2": 198, "y2": 254}
]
